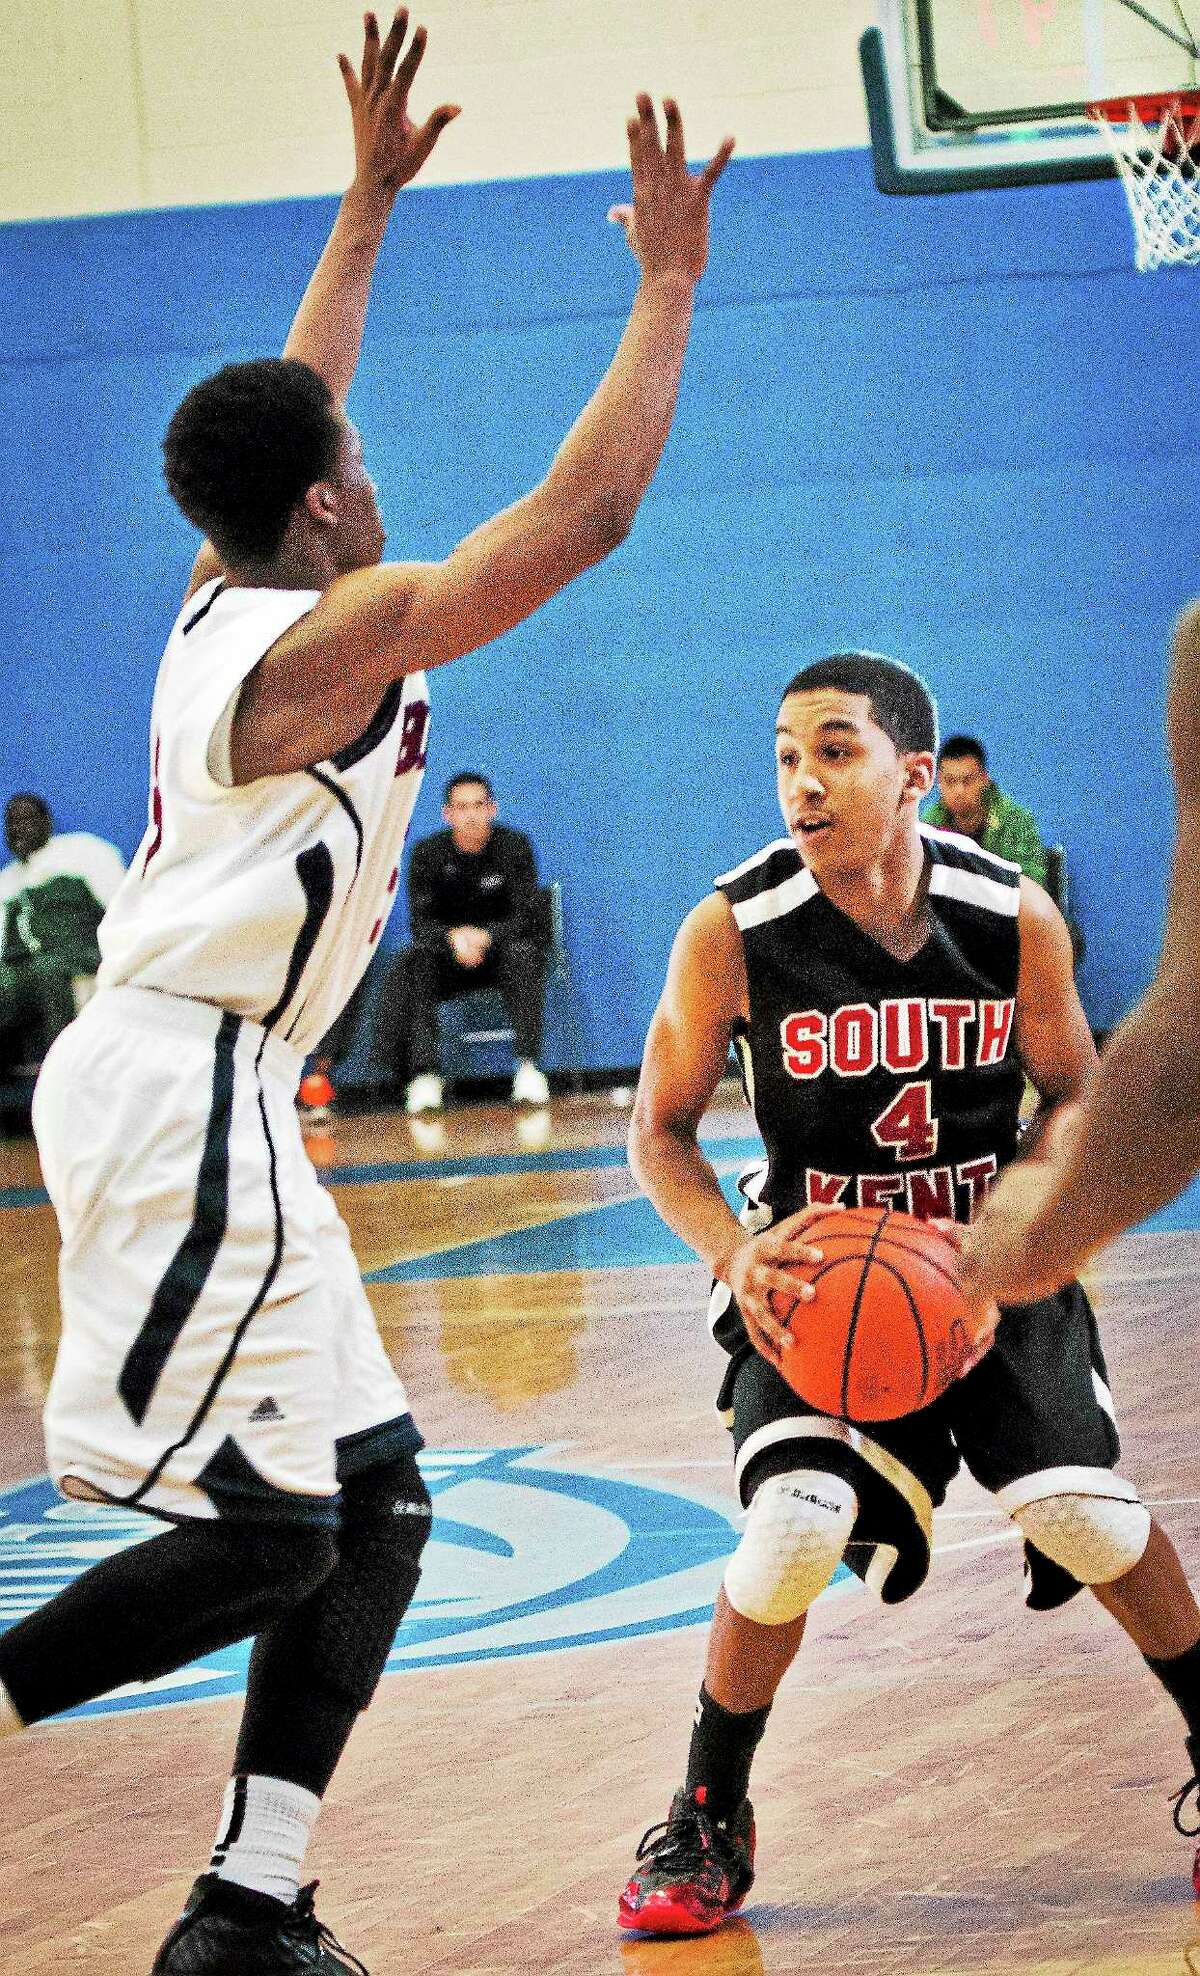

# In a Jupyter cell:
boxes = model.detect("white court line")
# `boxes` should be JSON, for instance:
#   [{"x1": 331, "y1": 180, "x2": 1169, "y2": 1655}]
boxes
[
  {"x1": 595, "y1": 1458, "x2": 729, "y2": 1471},
  {"x1": 932, "y1": 1532, "x2": 1021, "y2": 1556}
]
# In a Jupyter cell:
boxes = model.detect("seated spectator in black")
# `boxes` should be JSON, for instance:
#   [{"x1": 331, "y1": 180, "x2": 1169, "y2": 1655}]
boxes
[
  {"x1": 0, "y1": 793, "x2": 126, "y2": 1069},
  {"x1": 922, "y1": 734, "x2": 1048, "y2": 882},
  {"x1": 402, "y1": 773, "x2": 549, "y2": 1114}
]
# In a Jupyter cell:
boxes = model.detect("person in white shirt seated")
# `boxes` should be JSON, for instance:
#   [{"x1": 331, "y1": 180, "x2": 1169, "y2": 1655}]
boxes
[{"x1": 0, "y1": 793, "x2": 126, "y2": 1066}]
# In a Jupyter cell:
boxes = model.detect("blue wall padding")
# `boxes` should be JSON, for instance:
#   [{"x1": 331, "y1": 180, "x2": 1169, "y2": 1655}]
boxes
[{"x1": 2, "y1": 149, "x2": 1196, "y2": 1061}]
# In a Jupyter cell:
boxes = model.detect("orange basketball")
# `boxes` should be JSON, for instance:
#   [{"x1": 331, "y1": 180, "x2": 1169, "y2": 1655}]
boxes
[{"x1": 771, "y1": 1206, "x2": 989, "y2": 1421}]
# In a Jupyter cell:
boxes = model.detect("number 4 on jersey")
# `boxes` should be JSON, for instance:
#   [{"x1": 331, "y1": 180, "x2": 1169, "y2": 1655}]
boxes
[{"x1": 870, "y1": 1080, "x2": 938, "y2": 1162}]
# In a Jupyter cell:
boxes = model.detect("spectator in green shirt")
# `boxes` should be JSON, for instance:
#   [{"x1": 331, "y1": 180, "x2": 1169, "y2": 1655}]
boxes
[{"x1": 923, "y1": 734, "x2": 1048, "y2": 882}]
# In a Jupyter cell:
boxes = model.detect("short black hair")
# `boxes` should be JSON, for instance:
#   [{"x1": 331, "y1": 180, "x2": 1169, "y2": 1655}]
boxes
[
  {"x1": 162, "y1": 358, "x2": 341, "y2": 565},
  {"x1": 780, "y1": 652, "x2": 937, "y2": 756},
  {"x1": 444, "y1": 772, "x2": 494, "y2": 802},
  {"x1": 5, "y1": 792, "x2": 51, "y2": 824},
  {"x1": 937, "y1": 733, "x2": 987, "y2": 769}
]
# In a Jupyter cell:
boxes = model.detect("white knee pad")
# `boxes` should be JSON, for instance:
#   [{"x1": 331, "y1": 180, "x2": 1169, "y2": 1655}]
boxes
[
  {"x1": 724, "y1": 1469, "x2": 858, "y2": 1626},
  {"x1": 1014, "y1": 1491, "x2": 1152, "y2": 1586}
]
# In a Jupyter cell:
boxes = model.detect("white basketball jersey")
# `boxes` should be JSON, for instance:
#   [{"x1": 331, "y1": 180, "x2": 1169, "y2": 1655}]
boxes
[{"x1": 98, "y1": 578, "x2": 430, "y2": 1053}]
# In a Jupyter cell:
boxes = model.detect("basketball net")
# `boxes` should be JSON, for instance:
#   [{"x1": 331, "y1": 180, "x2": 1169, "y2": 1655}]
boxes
[{"x1": 1088, "y1": 94, "x2": 1200, "y2": 271}]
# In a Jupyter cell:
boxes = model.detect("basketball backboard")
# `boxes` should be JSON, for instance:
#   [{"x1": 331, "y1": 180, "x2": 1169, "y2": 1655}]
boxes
[{"x1": 862, "y1": 0, "x2": 1199, "y2": 191}]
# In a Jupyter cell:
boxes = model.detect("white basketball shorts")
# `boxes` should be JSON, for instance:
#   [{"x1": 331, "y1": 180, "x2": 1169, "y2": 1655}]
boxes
[{"x1": 32, "y1": 985, "x2": 419, "y2": 1526}]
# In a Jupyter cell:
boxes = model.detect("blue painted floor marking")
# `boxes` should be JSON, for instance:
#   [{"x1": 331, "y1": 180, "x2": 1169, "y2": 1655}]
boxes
[
  {"x1": 366, "y1": 1191, "x2": 717, "y2": 1281},
  {"x1": 0, "y1": 1186, "x2": 49, "y2": 1210},
  {"x1": 8, "y1": 1143, "x2": 1200, "y2": 1259},
  {"x1": 0, "y1": 1136, "x2": 766, "y2": 1213},
  {"x1": 314, "y1": 1135, "x2": 765, "y2": 1189}
]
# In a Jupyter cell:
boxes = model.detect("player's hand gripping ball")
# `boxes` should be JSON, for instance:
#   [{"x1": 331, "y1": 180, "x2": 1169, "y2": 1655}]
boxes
[{"x1": 770, "y1": 1207, "x2": 993, "y2": 1421}]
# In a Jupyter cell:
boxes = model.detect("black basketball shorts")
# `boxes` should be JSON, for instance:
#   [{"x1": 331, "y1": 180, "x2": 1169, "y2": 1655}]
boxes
[{"x1": 716, "y1": 1280, "x2": 1122, "y2": 1607}]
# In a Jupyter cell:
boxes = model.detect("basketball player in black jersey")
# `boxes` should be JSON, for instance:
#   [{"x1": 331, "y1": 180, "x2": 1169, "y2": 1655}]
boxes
[
  {"x1": 962, "y1": 600, "x2": 1200, "y2": 1302},
  {"x1": 617, "y1": 652, "x2": 1200, "y2": 1936}
]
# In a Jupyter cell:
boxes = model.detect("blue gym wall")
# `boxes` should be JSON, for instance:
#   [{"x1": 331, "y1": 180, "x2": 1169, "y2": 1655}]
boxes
[{"x1": 2, "y1": 151, "x2": 1195, "y2": 1065}]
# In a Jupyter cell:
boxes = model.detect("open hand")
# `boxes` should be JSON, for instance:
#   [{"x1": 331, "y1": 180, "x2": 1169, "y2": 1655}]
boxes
[
  {"x1": 608, "y1": 97, "x2": 735, "y2": 283},
  {"x1": 926, "y1": 1219, "x2": 1001, "y2": 1373},
  {"x1": 339, "y1": 9, "x2": 460, "y2": 195}
]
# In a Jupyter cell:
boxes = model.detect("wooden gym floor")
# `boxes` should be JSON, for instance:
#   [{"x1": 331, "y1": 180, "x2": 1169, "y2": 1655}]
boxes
[{"x1": 2, "y1": 1087, "x2": 1200, "y2": 1975}]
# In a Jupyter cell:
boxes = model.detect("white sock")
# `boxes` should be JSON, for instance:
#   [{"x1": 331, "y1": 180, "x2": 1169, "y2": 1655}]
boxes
[
  {"x1": 209, "y1": 1774, "x2": 321, "y2": 1904},
  {"x1": 0, "y1": 1680, "x2": 25, "y2": 1739}
]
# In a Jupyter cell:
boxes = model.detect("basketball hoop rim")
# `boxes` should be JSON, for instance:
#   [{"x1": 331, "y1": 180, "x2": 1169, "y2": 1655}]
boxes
[{"x1": 1086, "y1": 88, "x2": 1200, "y2": 128}]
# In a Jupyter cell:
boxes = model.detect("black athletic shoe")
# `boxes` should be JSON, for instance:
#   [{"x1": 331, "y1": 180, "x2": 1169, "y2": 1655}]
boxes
[
  {"x1": 150, "y1": 1874, "x2": 368, "y2": 1973},
  {"x1": 618, "y1": 1785, "x2": 756, "y2": 1935}
]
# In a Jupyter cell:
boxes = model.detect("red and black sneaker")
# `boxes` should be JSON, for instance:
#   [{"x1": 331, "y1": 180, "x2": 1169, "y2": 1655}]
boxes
[
  {"x1": 1171, "y1": 1734, "x2": 1200, "y2": 1898},
  {"x1": 618, "y1": 1785, "x2": 756, "y2": 1936}
]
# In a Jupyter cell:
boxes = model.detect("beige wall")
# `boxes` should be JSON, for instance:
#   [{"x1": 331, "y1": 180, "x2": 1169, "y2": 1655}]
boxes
[
  {"x1": 6, "y1": 4, "x2": 1193, "y2": 226},
  {"x1": 0, "y1": 0, "x2": 879, "y2": 225}
]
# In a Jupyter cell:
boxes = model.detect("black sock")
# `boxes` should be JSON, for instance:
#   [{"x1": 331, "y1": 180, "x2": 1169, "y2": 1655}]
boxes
[
  {"x1": 685, "y1": 1685, "x2": 770, "y2": 1821},
  {"x1": 1145, "y1": 1638, "x2": 1200, "y2": 1749}
]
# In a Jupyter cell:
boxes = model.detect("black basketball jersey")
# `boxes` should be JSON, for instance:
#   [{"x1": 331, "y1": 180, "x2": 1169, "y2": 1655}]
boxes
[{"x1": 715, "y1": 825, "x2": 1025, "y2": 1233}]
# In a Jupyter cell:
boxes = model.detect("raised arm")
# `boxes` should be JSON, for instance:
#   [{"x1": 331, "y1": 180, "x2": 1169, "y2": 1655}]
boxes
[
  {"x1": 629, "y1": 894, "x2": 830, "y2": 1369},
  {"x1": 963, "y1": 633, "x2": 1200, "y2": 1302},
  {"x1": 184, "y1": 9, "x2": 458, "y2": 601},
  {"x1": 284, "y1": 12, "x2": 458, "y2": 403},
  {"x1": 228, "y1": 94, "x2": 735, "y2": 778}
]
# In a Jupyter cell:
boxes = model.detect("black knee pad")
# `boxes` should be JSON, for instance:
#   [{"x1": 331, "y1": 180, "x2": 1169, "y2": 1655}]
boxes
[
  {"x1": 342, "y1": 1453, "x2": 433, "y2": 1551},
  {"x1": 294, "y1": 1456, "x2": 432, "y2": 1710}
]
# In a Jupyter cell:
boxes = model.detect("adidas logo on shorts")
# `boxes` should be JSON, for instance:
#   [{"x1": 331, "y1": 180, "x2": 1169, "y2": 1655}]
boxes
[{"x1": 248, "y1": 1397, "x2": 285, "y2": 1423}]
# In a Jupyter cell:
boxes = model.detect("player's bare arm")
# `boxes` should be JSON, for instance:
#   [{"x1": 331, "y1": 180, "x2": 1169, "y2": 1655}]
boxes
[
  {"x1": 184, "y1": 9, "x2": 458, "y2": 605},
  {"x1": 964, "y1": 608, "x2": 1200, "y2": 1303},
  {"x1": 285, "y1": 11, "x2": 459, "y2": 402},
  {"x1": 935, "y1": 880, "x2": 1091, "y2": 1295},
  {"x1": 628, "y1": 894, "x2": 836, "y2": 1369},
  {"x1": 955, "y1": 876, "x2": 1098, "y2": 1300},
  {"x1": 229, "y1": 96, "x2": 734, "y2": 782},
  {"x1": 1011, "y1": 876, "x2": 1098, "y2": 1114}
]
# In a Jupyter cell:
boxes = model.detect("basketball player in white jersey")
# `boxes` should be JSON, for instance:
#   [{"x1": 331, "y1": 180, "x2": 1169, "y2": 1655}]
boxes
[
  {"x1": 0, "y1": 15, "x2": 733, "y2": 1972},
  {"x1": 962, "y1": 600, "x2": 1200, "y2": 1303}
]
